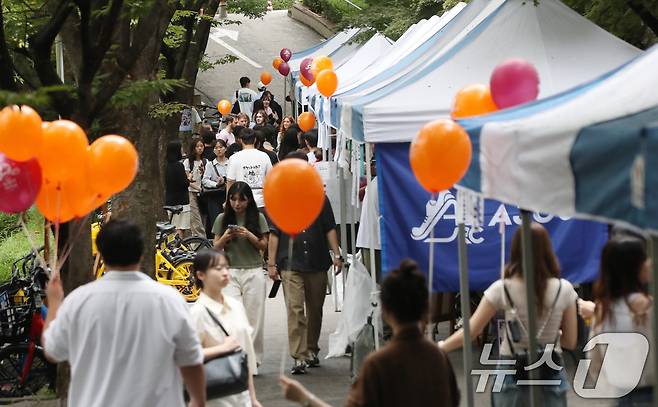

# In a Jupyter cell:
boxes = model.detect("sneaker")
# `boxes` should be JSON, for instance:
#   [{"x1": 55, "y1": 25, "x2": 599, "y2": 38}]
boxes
[
  {"x1": 306, "y1": 352, "x2": 320, "y2": 368},
  {"x1": 291, "y1": 359, "x2": 307, "y2": 375},
  {"x1": 411, "y1": 191, "x2": 457, "y2": 240}
]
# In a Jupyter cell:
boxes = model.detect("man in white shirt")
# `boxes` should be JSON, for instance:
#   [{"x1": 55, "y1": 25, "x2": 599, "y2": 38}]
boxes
[
  {"x1": 235, "y1": 77, "x2": 259, "y2": 119},
  {"x1": 226, "y1": 128, "x2": 273, "y2": 209},
  {"x1": 218, "y1": 115, "x2": 236, "y2": 146},
  {"x1": 43, "y1": 220, "x2": 206, "y2": 407}
]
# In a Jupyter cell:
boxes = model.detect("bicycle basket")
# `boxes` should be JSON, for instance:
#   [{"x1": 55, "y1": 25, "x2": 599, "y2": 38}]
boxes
[{"x1": 0, "y1": 281, "x2": 34, "y2": 342}]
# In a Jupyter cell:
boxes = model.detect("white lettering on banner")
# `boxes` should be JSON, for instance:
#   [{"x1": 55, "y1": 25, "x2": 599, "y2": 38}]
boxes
[{"x1": 410, "y1": 192, "x2": 570, "y2": 244}]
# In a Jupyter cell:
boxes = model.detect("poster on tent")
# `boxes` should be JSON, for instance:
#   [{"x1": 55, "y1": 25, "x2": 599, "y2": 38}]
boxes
[{"x1": 376, "y1": 143, "x2": 608, "y2": 292}]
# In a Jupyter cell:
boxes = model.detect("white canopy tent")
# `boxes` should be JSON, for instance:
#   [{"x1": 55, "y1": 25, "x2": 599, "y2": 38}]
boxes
[{"x1": 336, "y1": 0, "x2": 640, "y2": 143}]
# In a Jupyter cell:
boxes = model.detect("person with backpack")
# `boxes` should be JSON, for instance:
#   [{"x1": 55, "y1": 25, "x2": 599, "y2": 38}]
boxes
[
  {"x1": 438, "y1": 223, "x2": 578, "y2": 407},
  {"x1": 232, "y1": 77, "x2": 258, "y2": 118}
]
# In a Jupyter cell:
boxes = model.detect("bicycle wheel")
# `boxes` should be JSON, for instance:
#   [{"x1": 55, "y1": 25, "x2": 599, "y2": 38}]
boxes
[
  {"x1": 171, "y1": 259, "x2": 199, "y2": 302},
  {"x1": 0, "y1": 343, "x2": 55, "y2": 397},
  {"x1": 181, "y1": 236, "x2": 212, "y2": 252}
]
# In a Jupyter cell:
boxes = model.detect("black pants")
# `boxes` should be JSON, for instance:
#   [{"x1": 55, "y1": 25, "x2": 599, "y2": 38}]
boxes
[{"x1": 205, "y1": 191, "x2": 226, "y2": 239}]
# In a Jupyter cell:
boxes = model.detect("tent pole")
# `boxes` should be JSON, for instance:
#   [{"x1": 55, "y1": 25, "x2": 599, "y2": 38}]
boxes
[
  {"x1": 337, "y1": 166, "x2": 348, "y2": 312},
  {"x1": 458, "y1": 222, "x2": 474, "y2": 407},
  {"x1": 521, "y1": 210, "x2": 540, "y2": 407},
  {"x1": 648, "y1": 234, "x2": 658, "y2": 407},
  {"x1": 365, "y1": 142, "x2": 379, "y2": 350}
]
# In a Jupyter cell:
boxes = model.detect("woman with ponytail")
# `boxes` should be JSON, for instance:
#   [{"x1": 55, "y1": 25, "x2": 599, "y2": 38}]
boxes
[{"x1": 280, "y1": 259, "x2": 460, "y2": 407}]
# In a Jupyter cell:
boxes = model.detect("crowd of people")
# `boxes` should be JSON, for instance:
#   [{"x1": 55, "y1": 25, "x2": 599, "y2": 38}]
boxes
[{"x1": 38, "y1": 74, "x2": 655, "y2": 407}]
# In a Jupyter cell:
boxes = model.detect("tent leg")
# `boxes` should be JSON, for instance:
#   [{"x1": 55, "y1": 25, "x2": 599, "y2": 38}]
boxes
[
  {"x1": 521, "y1": 210, "x2": 540, "y2": 407},
  {"x1": 364, "y1": 143, "x2": 379, "y2": 350},
  {"x1": 648, "y1": 234, "x2": 658, "y2": 407},
  {"x1": 458, "y1": 222, "x2": 474, "y2": 407},
  {"x1": 283, "y1": 78, "x2": 288, "y2": 117},
  {"x1": 337, "y1": 166, "x2": 348, "y2": 312}
]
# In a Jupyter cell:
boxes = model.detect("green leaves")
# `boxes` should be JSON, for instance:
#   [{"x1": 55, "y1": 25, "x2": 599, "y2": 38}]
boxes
[
  {"x1": 111, "y1": 79, "x2": 189, "y2": 108},
  {"x1": 199, "y1": 53, "x2": 239, "y2": 72}
]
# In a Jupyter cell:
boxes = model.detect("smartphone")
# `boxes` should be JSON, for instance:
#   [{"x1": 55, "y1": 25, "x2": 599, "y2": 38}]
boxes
[
  {"x1": 227, "y1": 224, "x2": 239, "y2": 230},
  {"x1": 269, "y1": 280, "x2": 281, "y2": 298}
]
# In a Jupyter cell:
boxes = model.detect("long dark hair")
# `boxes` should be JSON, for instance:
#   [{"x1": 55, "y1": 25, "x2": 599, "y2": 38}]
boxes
[
  {"x1": 166, "y1": 141, "x2": 182, "y2": 163},
  {"x1": 187, "y1": 136, "x2": 204, "y2": 169},
  {"x1": 593, "y1": 237, "x2": 648, "y2": 326},
  {"x1": 380, "y1": 259, "x2": 428, "y2": 323},
  {"x1": 221, "y1": 182, "x2": 262, "y2": 238},
  {"x1": 503, "y1": 223, "x2": 561, "y2": 317},
  {"x1": 278, "y1": 127, "x2": 301, "y2": 160},
  {"x1": 192, "y1": 249, "x2": 228, "y2": 289}
]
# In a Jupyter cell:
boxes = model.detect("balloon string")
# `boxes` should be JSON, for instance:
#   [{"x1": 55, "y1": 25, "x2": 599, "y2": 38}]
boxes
[
  {"x1": 280, "y1": 235, "x2": 295, "y2": 376},
  {"x1": 18, "y1": 213, "x2": 48, "y2": 273},
  {"x1": 53, "y1": 187, "x2": 61, "y2": 277},
  {"x1": 57, "y1": 215, "x2": 89, "y2": 272}
]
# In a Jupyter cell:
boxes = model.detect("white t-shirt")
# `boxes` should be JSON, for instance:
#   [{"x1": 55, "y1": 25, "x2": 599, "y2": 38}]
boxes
[
  {"x1": 483, "y1": 277, "x2": 578, "y2": 356},
  {"x1": 356, "y1": 177, "x2": 380, "y2": 250},
  {"x1": 236, "y1": 88, "x2": 258, "y2": 118},
  {"x1": 43, "y1": 271, "x2": 203, "y2": 407},
  {"x1": 227, "y1": 148, "x2": 272, "y2": 207},
  {"x1": 218, "y1": 128, "x2": 235, "y2": 145}
]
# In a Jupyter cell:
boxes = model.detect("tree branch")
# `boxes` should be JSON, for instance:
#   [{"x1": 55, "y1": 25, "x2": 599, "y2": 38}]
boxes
[{"x1": 627, "y1": 0, "x2": 658, "y2": 38}]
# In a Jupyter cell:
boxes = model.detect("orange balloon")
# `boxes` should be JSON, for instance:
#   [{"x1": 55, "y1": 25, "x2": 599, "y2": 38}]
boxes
[
  {"x1": 217, "y1": 99, "x2": 232, "y2": 115},
  {"x1": 88, "y1": 135, "x2": 139, "y2": 195},
  {"x1": 410, "y1": 119, "x2": 472, "y2": 193},
  {"x1": 36, "y1": 179, "x2": 75, "y2": 223},
  {"x1": 300, "y1": 75, "x2": 314, "y2": 87},
  {"x1": 273, "y1": 57, "x2": 284, "y2": 70},
  {"x1": 264, "y1": 159, "x2": 325, "y2": 235},
  {"x1": 451, "y1": 84, "x2": 498, "y2": 119},
  {"x1": 316, "y1": 70, "x2": 338, "y2": 97},
  {"x1": 311, "y1": 56, "x2": 333, "y2": 78},
  {"x1": 260, "y1": 71, "x2": 273, "y2": 86},
  {"x1": 38, "y1": 120, "x2": 88, "y2": 183},
  {"x1": 298, "y1": 112, "x2": 315, "y2": 132},
  {"x1": 0, "y1": 105, "x2": 43, "y2": 161}
]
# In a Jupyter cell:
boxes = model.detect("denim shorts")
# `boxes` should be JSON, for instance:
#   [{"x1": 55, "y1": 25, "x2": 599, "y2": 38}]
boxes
[{"x1": 491, "y1": 366, "x2": 568, "y2": 407}]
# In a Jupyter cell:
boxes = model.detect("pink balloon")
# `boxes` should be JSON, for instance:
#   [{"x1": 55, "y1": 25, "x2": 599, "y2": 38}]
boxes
[
  {"x1": 300, "y1": 57, "x2": 314, "y2": 81},
  {"x1": 0, "y1": 154, "x2": 42, "y2": 213},
  {"x1": 278, "y1": 62, "x2": 290, "y2": 76},
  {"x1": 490, "y1": 59, "x2": 540, "y2": 109},
  {"x1": 280, "y1": 48, "x2": 292, "y2": 62}
]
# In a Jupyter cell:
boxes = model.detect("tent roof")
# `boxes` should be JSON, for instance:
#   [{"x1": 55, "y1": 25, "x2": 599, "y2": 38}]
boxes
[
  {"x1": 288, "y1": 28, "x2": 360, "y2": 73},
  {"x1": 459, "y1": 46, "x2": 658, "y2": 232},
  {"x1": 341, "y1": 0, "x2": 640, "y2": 143}
]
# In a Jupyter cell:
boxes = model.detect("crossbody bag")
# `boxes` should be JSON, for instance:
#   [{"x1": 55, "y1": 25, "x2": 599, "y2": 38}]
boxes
[
  {"x1": 503, "y1": 279, "x2": 563, "y2": 381},
  {"x1": 201, "y1": 162, "x2": 226, "y2": 196}
]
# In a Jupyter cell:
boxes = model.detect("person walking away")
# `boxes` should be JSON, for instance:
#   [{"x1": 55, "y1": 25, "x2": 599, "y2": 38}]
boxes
[
  {"x1": 202, "y1": 140, "x2": 229, "y2": 239},
  {"x1": 299, "y1": 130, "x2": 319, "y2": 164},
  {"x1": 190, "y1": 249, "x2": 263, "y2": 407},
  {"x1": 226, "y1": 128, "x2": 272, "y2": 211},
  {"x1": 234, "y1": 77, "x2": 258, "y2": 118},
  {"x1": 268, "y1": 152, "x2": 342, "y2": 374},
  {"x1": 184, "y1": 136, "x2": 207, "y2": 237},
  {"x1": 43, "y1": 219, "x2": 206, "y2": 407},
  {"x1": 225, "y1": 126, "x2": 243, "y2": 159},
  {"x1": 278, "y1": 127, "x2": 300, "y2": 162},
  {"x1": 213, "y1": 182, "x2": 269, "y2": 368},
  {"x1": 280, "y1": 259, "x2": 460, "y2": 407},
  {"x1": 439, "y1": 223, "x2": 578, "y2": 407},
  {"x1": 253, "y1": 128, "x2": 279, "y2": 166},
  {"x1": 589, "y1": 237, "x2": 654, "y2": 405},
  {"x1": 278, "y1": 116, "x2": 295, "y2": 149},
  {"x1": 201, "y1": 124, "x2": 217, "y2": 161},
  {"x1": 165, "y1": 141, "x2": 191, "y2": 237},
  {"x1": 218, "y1": 115, "x2": 236, "y2": 146}
]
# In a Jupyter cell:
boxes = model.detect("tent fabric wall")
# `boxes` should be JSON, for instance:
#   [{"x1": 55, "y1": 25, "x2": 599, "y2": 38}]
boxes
[
  {"x1": 464, "y1": 47, "x2": 658, "y2": 232},
  {"x1": 342, "y1": 0, "x2": 639, "y2": 143}
]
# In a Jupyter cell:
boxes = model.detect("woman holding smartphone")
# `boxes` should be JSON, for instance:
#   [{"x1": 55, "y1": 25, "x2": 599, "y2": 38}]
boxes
[{"x1": 212, "y1": 181, "x2": 269, "y2": 368}]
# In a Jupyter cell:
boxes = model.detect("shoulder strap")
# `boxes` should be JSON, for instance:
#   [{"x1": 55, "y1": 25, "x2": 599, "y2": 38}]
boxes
[
  {"x1": 204, "y1": 306, "x2": 229, "y2": 337},
  {"x1": 212, "y1": 161, "x2": 222, "y2": 178},
  {"x1": 503, "y1": 279, "x2": 563, "y2": 343}
]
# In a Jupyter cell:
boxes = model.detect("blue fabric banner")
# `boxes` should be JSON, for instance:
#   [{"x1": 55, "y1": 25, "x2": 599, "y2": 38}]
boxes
[{"x1": 377, "y1": 142, "x2": 608, "y2": 292}]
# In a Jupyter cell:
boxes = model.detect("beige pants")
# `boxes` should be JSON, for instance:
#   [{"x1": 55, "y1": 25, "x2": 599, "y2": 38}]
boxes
[
  {"x1": 281, "y1": 270, "x2": 328, "y2": 360},
  {"x1": 223, "y1": 267, "x2": 266, "y2": 365},
  {"x1": 189, "y1": 192, "x2": 205, "y2": 237}
]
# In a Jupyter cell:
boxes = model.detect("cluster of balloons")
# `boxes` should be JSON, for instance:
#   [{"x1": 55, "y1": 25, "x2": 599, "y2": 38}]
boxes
[
  {"x1": 452, "y1": 59, "x2": 540, "y2": 119},
  {"x1": 299, "y1": 55, "x2": 338, "y2": 97},
  {"x1": 410, "y1": 119, "x2": 472, "y2": 194},
  {"x1": 273, "y1": 48, "x2": 292, "y2": 76},
  {"x1": 0, "y1": 106, "x2": 139, "y2": 222},
  {"x1": 264, "y1": 158, "x2": 324, "y2": 236}
]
